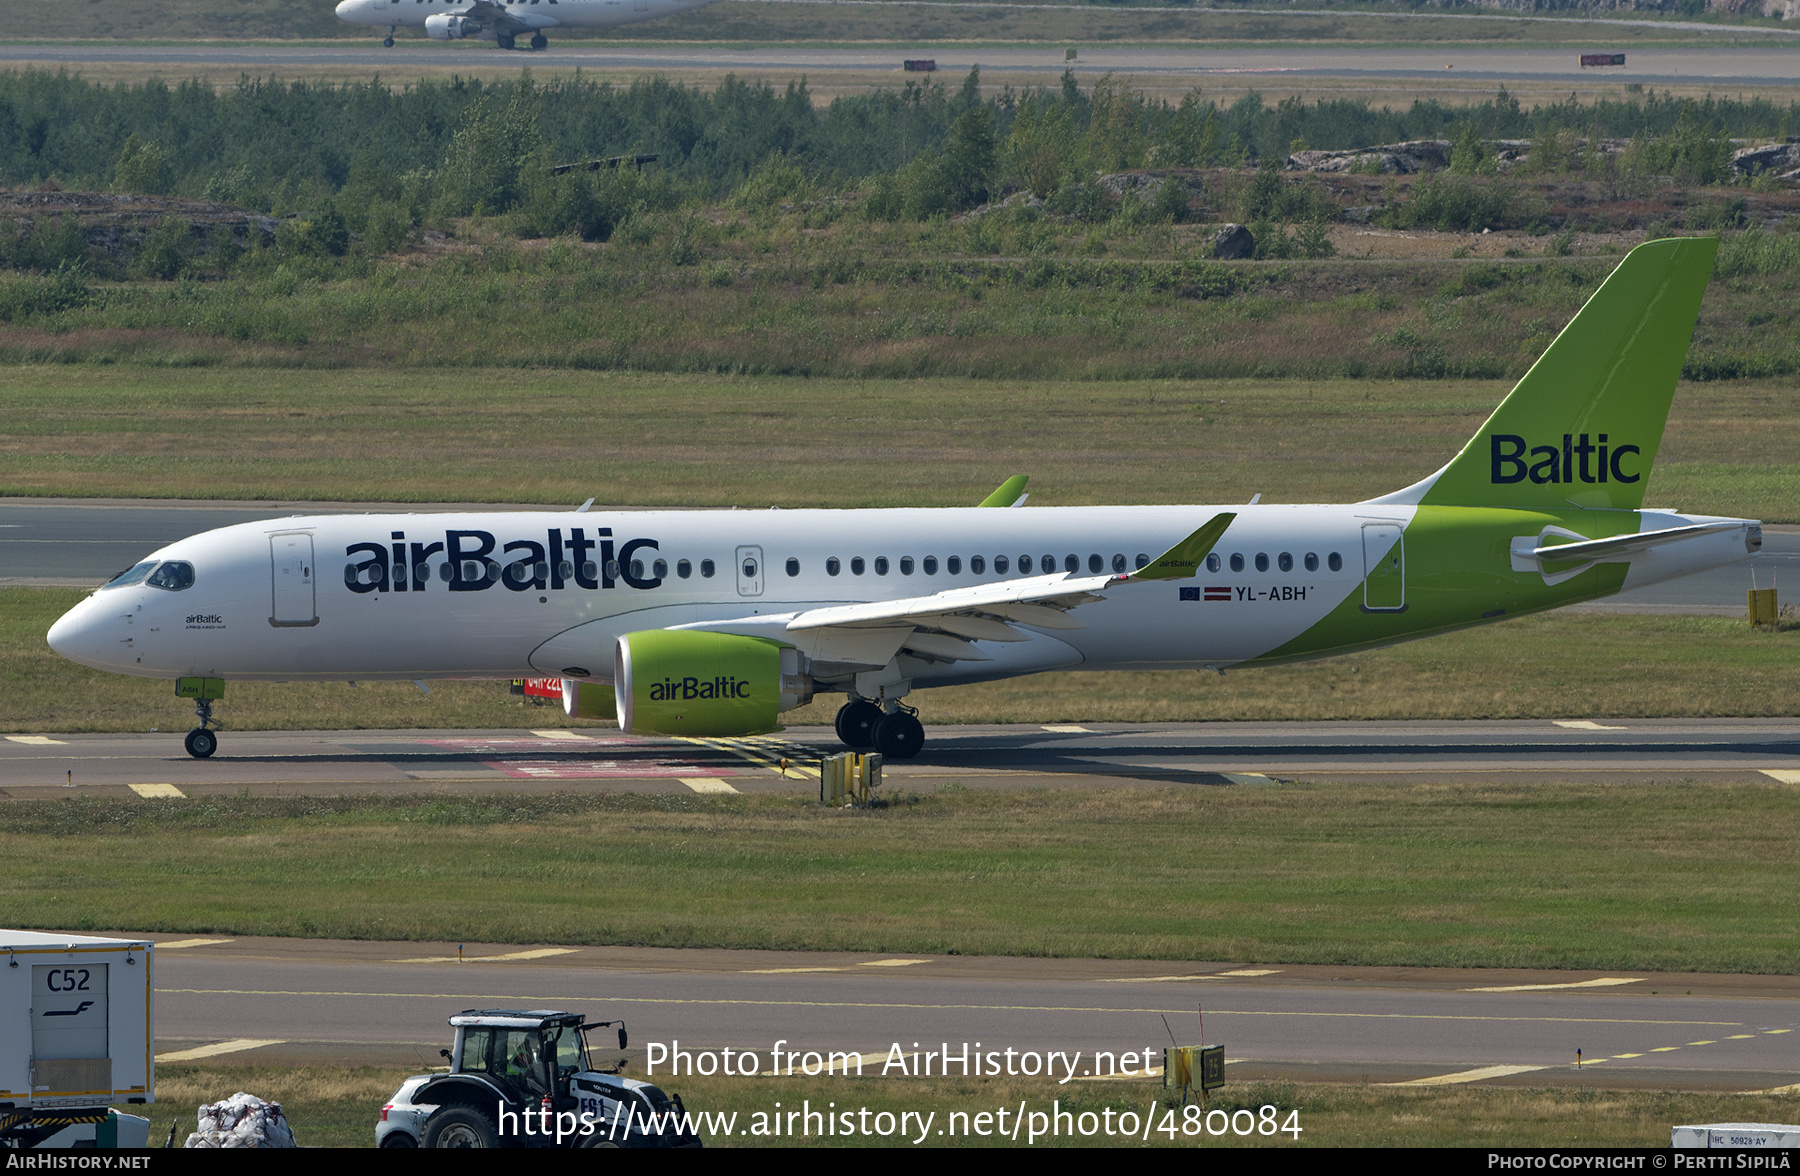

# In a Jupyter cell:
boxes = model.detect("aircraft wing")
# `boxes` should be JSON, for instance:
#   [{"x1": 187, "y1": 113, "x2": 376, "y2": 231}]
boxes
[
  {"x1": 458, "y1": 0, "x2": 532, "y2": 33},
  {"x1": 675, "y1": 514, "x2": 1235, "y2": 666}
]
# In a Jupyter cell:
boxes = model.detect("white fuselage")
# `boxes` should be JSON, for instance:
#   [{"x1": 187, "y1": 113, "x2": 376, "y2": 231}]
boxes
[
  {"x1": 45, "y1": 504, "x2": 1756, "y2": 691},
  {"x1": 335, "y1": 0, "x2": 717, "y2": 33}
]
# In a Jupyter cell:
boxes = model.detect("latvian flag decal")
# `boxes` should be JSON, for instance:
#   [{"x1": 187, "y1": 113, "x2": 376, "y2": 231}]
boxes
[{"x1": 1204, "y1": 586, "x2": 1231, "y2": 601}]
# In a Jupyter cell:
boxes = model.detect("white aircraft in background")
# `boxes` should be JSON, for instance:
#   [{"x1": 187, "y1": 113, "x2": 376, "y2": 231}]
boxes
[
  {"x1": 47, "y1": 238, "x2": 1759, "y2": 761},
  {"x1": 334, "y1": 0, "x2": 720, "y2": 50}
]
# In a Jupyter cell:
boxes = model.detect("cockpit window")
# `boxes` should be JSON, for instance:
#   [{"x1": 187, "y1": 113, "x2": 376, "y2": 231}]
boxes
[
  {"x1": 145, "y1": 561, "x2": 195, "y2": 591},
  {"x1": 101, "y1": 561, "x2": 158, "y2": 590}
]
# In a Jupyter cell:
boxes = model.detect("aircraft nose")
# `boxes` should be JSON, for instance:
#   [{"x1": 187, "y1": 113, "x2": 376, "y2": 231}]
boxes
[{"x1": 46, "y1": 602, "x2": 85, "y2": 661}]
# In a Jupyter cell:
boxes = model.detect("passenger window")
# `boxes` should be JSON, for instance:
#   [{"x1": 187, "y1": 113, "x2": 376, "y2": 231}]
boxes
[
  {"x1": 1042, "y1": 554, "x2": 1055, "y2": 574},
  {"x1": 1304, "y1": 553, "x2": 1318, "y2": 572},
  {"x1": 1017, "y1": 555, "x2": 1031, "y2": 574},
  {"x1": 741, "y1": 558, "x2": 757, "y2": 579},
  {"x1": 605, "y1": 560, "x2": 620, "y2": 580},
  {"x1": 948, "y1": 556, "x2": 962, "y2": 575},
  {"x1": 900, "y1": 557, "x2": 915, "y2": 575},
  {"x1": 1328, "y1": 552, "x2": 1343, "y2": 572},
  {"x1": 969, "y1": 555, "x2": 983, "y2": 574},
  {"x1": 146, "y1": 561, "x2": 195, "y2": 591},
  {"x1": 1135, "y1": 554, "x2": 1149, "y2": 570},
  {"x1": 851, "y1": 557, "x2": 866, "y2": 576},
  {"x1": 1065, "y1": 554, "x2": 1079, "y2": 573},
  {"x1": 652, "y1": 558, "x2": 668, "y2": 579},
  {"x1": 827, "y1": 557, "x2": 841, "y2": 576},
  {"x1": 630, "y1": 559, "x2": 645, "y2": 580},
  {"x1": 701, "y1": 559, "x2": 716, "y2": 578},
  {"x1": 1088, "y1": 554, "x2": 1103, "y2": 573},
  {"x1": 582, "y1": 561, "x2": 597, "y2": 582},
  {"x1": 874, "y1": 557, "x2": 889, "y2": 575},
  {"x1": 1255, "y1": 553, "x2": 1270, "y2": 572},
  {"x1": 1278, "y1": 553, "x2": 1292, "y2": 572},
  {"x1": 678, "y1": 559, "x2": 692, "y2": 579},
  {"x1": 785, "y1": 558, "x2": 800, "y2": 577},
  {"x1": 922, "y1": 556, "x2": 938, "y2": 575},
  {"x1": 1111, "y1": 554, "x2": 1126, "y2": 574},
  {"x1": 559, "y1": 561, "x2": 574, "y2": 581},
  {"x1": 993, "y1": 555, "x2": 1008, "y2": 574},
  {"x1": 1206, "y1": 554, "x2": 1221, "y2": 573}
]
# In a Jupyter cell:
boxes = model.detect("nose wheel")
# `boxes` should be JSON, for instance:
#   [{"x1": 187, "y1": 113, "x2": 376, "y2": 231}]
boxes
[
  {"x1": 185, "y1": 696, "x2": 219, "y2": 759},
  {"x1": 384, "y1": 24, "x2": 395, "y2": 47}
]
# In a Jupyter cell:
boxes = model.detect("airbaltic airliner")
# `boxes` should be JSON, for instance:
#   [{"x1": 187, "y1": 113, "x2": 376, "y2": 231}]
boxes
[
  {"x1": 47, "y1": 237, "x2": 1759, "y2": 761},
  {"x1": 334, "y1": 0, "x2": 719, "y2": 50}
]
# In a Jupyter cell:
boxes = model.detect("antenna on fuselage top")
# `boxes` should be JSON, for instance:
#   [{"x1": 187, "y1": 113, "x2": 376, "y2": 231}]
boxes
[
  {"x1": 575, "y1": 498, "x2": 594, "y2": 513},
  {"x1": 1247, "y1": 494, "x2": 1261, "y2": 505}
]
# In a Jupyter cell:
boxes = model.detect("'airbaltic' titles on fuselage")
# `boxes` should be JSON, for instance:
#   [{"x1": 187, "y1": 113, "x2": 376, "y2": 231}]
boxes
[
  {"x1": 342, "y1": 528, "x2": 664, "y2": 594},
  {"x1": 1490, "y1": 434, "x2": 1642, "y2": 485},
  {"x1": 650, "y1": 676, "x2": 753, "y2": 702}
]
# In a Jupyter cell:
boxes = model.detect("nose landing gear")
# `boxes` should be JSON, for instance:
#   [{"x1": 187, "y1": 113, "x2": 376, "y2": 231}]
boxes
[
  {"x1": 384, "y1": 24, "x2": 395, "y2": 47},
  {"x1": 184, "y1": 697, "x2": 219, "y2": 759},
  {"x1": 175, "y1": 677, "x2": 224, "y2": 759}
]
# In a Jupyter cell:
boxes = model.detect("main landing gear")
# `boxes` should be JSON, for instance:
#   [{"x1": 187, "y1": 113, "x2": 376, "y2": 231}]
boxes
[
  {"x1": 497, "y1": 32, "x2": 516, "y2": 49},
  {"x1": 185, "y1": 696, "x2": 219, "y2": 759},
  {"x1": 834, "y1": 697, "x2": 924, "y2": 760},
  {"x1": 530, "y1": 32, "x2": 547, "y2": 50}
]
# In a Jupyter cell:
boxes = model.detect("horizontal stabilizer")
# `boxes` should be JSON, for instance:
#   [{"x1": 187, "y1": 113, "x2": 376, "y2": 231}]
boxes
[{"x1": 1530, "y1": 520, "x2": 1746, "y2": 564}]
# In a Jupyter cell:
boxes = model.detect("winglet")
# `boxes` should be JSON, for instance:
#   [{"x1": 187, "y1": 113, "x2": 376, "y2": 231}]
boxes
[
  {"x1": 1128, "y1": 512, "x2": 1237, "y2": 581},
  {"x1": 977, "y1": 475, "x2": 1030, "y2": 508}
]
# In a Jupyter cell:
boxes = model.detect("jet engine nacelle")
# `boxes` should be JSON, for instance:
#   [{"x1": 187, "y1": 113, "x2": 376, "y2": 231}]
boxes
[
  {"x1": 424, "y1": 13, "x2": 480, "y2": 39},
  {"x1": 614, "y1": 630, "x2": 812, "y2": 737}
]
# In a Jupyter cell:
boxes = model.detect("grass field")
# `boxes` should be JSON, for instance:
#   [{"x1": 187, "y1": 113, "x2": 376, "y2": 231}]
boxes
[
  {"x1": 4, "y1": 367, "x2": 1797, "y2": 520},
  {"x1": 137, "y1": 1065, "x2": 1800, "y2": 1147},
  {"x1": 10, "y1": 780, "x2": 1799, "y2": 970},
  {"x1": 8, "y1": 588, "x2": 1800, "y2": 732}
]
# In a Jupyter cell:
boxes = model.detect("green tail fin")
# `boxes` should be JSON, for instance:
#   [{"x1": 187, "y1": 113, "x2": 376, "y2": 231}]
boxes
[{"x1": 1412, "y1": 236, "x2": 1717, "y2": 511}]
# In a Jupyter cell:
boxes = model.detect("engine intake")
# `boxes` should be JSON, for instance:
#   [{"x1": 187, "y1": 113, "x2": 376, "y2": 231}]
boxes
[{"x1": 424, "y1": 13, "x2": 480, "y2": 39}]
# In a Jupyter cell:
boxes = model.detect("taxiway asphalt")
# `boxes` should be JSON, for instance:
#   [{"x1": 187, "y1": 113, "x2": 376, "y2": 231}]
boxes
[
  {"x1": 7, "y1": 719, "x2": 1800, "y2": 798},
  {"x1": 105, "y1": 934, "x2": 1800, "y2": 1091}
]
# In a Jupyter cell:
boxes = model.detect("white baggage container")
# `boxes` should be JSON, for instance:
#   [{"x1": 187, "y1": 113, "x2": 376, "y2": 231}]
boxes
[{"x1": 0, "y1": 931, "x2": 153, "y2": 1146}]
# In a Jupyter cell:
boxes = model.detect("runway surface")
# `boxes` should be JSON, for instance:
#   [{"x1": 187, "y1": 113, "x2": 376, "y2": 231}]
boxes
[
  {"x1": 97, "y1": 934, "x2": 1800, "y2": 1091},
  {"x1": 4, "y1": 498, "x2": 1791, "y2": 613},
  {"x1": 1, "y1": 43, "x2": 1797, "y2": 88},
  {"x1": 8, "y1": 719, "x2": 1800, "y2": 797}
]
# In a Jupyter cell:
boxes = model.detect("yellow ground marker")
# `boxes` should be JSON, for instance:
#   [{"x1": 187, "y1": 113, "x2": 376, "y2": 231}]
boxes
[
  {"x1": 681, "y1": 778, "x2": 740, "y2": 794},
  {"x1": 1760, "y1": 770, "x2": 1800, "y2": 784},
  {"x1": 395, "y1": 948, "x2": 579, "y2": 963},
  {"x1": 1650, "y1": 1046, "x2": 1682, "y2": 1052},
  {"x1": 1689, "y1": 1040, "x2": 1717, "y2": 1045},
  {"x1": 5, "y1": 735, "x2": 67, "y2": 745},
  {"x1": 155, "y1": 938, "x2": 234, "y2": 950},
  {"x1": 1042, "y1": 725, "x2": 1093, "y2": 733},
  {"x1": 742, "y1": 967, "x2": 847, "y2": 974},
  {"x1": 129, "y1": 783, "x2": 186, "y2": 798},
  {"x1": 156, "y1": 1039, "x2": 285, "y2": 1063},
  {"x1": 859, "y1": 959, "x2": 932, "y2": 967},
  {"x1": 1383, "y1": 1064, "x2": 1547, "y2": 1086},
  {"x1": 1554, "y1": 721, "x2": 1627, "y2": 731},
  {"x1": 1099, "y1": 974, "x2": 1220, "y2": 983},
  {"x1": 1465, "y1": 977, "x2": 1642, "y2": 992},
  {"x1": 530, "y1": 730, "x2": 589, "y2": 740},
  {"x1": 1612, "y1": 1053, "x2": 1644, "y2": 1058},
  {"x1": 1216, "y1": 969, "x2": 1283, "y2": 977}
]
